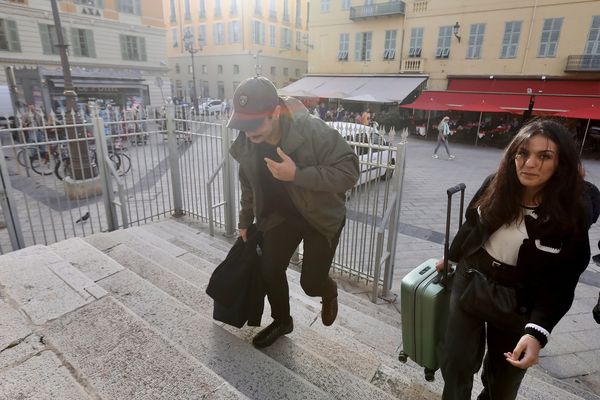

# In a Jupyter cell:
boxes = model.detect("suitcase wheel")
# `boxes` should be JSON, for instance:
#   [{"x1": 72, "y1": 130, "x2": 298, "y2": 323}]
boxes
[
  {"x1": 424, "y1": 368, "x2": 436, "y2": 382},
  {"x1": 398, "y1": 351, "x2": 408, "y2": 363}
]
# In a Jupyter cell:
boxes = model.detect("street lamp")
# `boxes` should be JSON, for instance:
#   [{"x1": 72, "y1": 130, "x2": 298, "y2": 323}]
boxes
[{"x1": 183, "y1": 30, "x2": 200, "y2": 112}]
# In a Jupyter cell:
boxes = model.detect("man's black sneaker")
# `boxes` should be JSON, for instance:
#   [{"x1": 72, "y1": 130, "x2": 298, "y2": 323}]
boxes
[
  {"x1": 321, "y1": 279, "x2": 338, "y2": 326},
  {"x1": 252, "y1": 318, "x2": 294, "y2": 348}
]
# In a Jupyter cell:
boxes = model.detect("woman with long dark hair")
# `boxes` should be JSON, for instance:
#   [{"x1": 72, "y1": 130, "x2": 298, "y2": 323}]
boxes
[{"x1": 437, "y1": 119, "x2": 590, "y2": 399}]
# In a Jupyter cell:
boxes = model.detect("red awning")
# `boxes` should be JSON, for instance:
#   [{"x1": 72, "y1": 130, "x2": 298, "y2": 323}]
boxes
[
  {"x1": 447, "y1": 78, "x2": 600, "y2": 96},
  {"x1": 554, "y1": 105, "x2": 600, "y2": 120}
]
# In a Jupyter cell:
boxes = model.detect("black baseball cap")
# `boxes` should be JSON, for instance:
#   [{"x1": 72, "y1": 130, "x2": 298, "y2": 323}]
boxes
[{"x1": 227, "y1": 76, "x2": 279, "y2": 132}]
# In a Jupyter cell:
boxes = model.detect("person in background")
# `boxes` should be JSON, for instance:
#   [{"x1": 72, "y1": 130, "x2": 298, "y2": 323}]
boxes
[
  {"x1": 433, "y1": 116, "x2": 455, "y2": 160},
  {"x1": 227, "y1": 76, "x2": 360, "y2": 349},
  {"x1": 436, "y1": 119, "x2": 590, "y2": 400}
]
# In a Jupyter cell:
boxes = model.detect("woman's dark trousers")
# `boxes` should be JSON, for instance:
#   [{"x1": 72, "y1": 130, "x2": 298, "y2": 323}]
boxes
[{"x1": 440, "y1": 265, "x2": 527, "y2": 400}]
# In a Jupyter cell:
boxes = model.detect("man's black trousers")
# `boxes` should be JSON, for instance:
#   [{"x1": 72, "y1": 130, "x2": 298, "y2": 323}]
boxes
[{"x1": 260, "y1": 218, "x2": 344, "y2": 323}]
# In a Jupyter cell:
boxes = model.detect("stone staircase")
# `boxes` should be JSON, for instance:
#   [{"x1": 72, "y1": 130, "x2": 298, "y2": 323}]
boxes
[{"x1": 1, "y1": 219, "x2": 598, "y2": 400}]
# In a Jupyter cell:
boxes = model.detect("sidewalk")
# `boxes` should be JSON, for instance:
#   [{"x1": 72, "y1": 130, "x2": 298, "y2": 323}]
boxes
[{"x1": 391, "y1": 135, "x2": 600, "y2": 395}]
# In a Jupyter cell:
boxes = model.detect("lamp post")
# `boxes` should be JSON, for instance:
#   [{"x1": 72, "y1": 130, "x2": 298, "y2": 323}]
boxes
[
  {"x1": 50, "y1": 0, "x2": 95, "y2": 180},
  {"x1": 183, "y1": 30, "x2": 200, "y2": 112}
]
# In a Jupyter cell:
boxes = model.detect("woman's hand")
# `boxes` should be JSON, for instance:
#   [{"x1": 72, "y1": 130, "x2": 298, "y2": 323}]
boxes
[
  {"x1": 239, "y1": 228, "x2": 248, "y2": 242},
  {"x1": 504, "y1": 334, "x2": 541, "y2": 369},
  {"x1": 435, "y1": 258, "x2": 445, "y2": 272}
]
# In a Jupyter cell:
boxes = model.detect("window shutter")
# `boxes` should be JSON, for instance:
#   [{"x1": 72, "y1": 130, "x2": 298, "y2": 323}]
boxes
[
  {"x1": 119, "y1": 35, "x2": 128, "y2": 59},
  {"x1": 70, "y1": 28, "x2": 82, "y2": 56},
  {"x1": 86, "y1": 29, "x2": 96, "y2": 57},
  {"x1": 139, "y1": 37, "x2": 147, "y2": 61},
  {"x1": 354, "y1": 32, "x2": 361, "y2": 60},
  {"x1": 134, "y1": 0, "x2": 142, "y2": 15},
  {"x1": 39, "y1": 25, "x2": 52, "y2": 54},
  {"x1": 116, "y1": 0, "x2": 122, "y2": 12},
  {"x1": 6, "y1": 20, "x2": 20, "y2": 52}
]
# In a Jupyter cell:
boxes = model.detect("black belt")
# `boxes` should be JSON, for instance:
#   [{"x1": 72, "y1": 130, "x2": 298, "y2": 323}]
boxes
[{"x1": 466, "y1": 249, "x2": 524, "y2": 288}]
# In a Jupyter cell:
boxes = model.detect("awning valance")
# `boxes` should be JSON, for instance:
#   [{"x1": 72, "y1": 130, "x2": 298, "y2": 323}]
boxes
[
  {"x1": 402, "y1": 91, "x2": 600, "y2": 117},
  {"x1": 279, "y1": 75, "x2": 427, "y2": 103},
  {"x1": 447, "y1": 78, "x2": 600, "y2": 96}
]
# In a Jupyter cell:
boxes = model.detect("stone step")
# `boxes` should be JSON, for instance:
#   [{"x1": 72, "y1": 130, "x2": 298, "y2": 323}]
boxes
[
  {"x1": 0, "y1": 245, "x2": 107, "y2": 325},
  {"x1": 43, "y1": 295, "x2": 248, "y2": 399}
]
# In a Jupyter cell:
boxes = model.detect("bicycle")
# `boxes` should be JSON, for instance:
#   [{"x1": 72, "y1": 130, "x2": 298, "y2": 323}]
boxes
[
  {"x1": 16, "y1": 144, "x2": 63, "y2": 176},
  {"x1": 54, "y1": 144, "x2": 130, "y2": 180}
]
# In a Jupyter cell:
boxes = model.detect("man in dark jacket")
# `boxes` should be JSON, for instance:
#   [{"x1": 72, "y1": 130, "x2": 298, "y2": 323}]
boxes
[{"x1": 228, "y1": 76, "x2": 360, "y2": 348}]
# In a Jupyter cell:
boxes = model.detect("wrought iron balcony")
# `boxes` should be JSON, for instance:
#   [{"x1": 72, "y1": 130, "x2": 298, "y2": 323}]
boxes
[
  {"x1": 565, "y1": 54, "x2": 600, "y2": 72},
  {"x1": 349, "y1": 1, "x2": 406, "y2": 20}
]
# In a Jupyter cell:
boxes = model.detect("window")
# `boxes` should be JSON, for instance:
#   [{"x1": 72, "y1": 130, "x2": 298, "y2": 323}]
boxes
[
  {"x1": 295, "y1": 0, "x2": 302, "y2": 27},
  {"x1": 0, "y1": 19, "x2": 21, "y2": 52},
  {"x1": 269, "y1": 25, "x2": 276, "y2": 47},
  {"x1": 229, "y1": 21, "x2": 241, "y2": 43},
  {"x1": 467, "y1": 23, "x2": 485, "y2": 59},
  {"x1": 338, "y1": 33, "x2": 349, "y2": 60},
  {"x1": 585, "y1": 16, "x2": 600, "y2": 55},
  {"x1": 218, "y1": 65, "x2": 223, "y2": 74},
  {"x1": 538, "y1": 18, "x2": 563, "y2": 58},
  {"x1": 119, "y1": 35, "x2": 146, "y2": 61},
  {"x1": 408, "y1": 27, "x2": 423, "y2": 57},
  {"x1": 436, "y1": 26, "x2": 452, "y2": 58},
  {"x1": 183, "y1": 26, "x2": 193, "y2": 47},
  {"x1": 341, "y1": 0, "x2": 351, "y2": 10},
  {"x1": 281, "y1": 27, "x2": 291, "y2": 49},
  {"x1": 74, "y1": 0, "x2": 104, "y2": 6},
  {"x1": 283, "y1": 0, "x2": 290, "y2": 22},
  {"x1": 199, "y1": 0, "x2": 206, "y2": 18},
  {"x1": 252, "y1": 21, "x2": 265, "y2": 44},
  {"x1": 321, "y1": 0, "x2": 330, "y2": 13},
  {"x1": 383, "y1": 30, "x2": 397, "y2": 59},
  {"x1": 295, "y1": 68, "x2": 300, "y2": 77},
  {"x1": 184, "y1": 0, "x2": 191, "y2": 20},
  {"x1": 254, "y1": 0, "x2": 262, "y2": 16},
  {"x1": 70, "y1": 28, "x2": 96, "y2": 57},
  {"x1": 501, "y1": 21, "x2": 521, "y2": 58},
  {"x1": 39, "y1": 24, "x2": 63, "y2": 55},
  {"x1": 233, "y1": 64, "x2": 240, "y2": 74},
  {"x1": 198, "y1": 25, "x2": 207, "y2": 46},
  {"x1": 171, "y1": 28, "x2": 178, "y2": 48},
  {"x1": 169, "y1": 0, "x2": 176, "y2": 22},
  {"x1": 218, "y1": 81, "x2": 225, "y2": 100},
  {"x1": 214, "y1": 23, "x2": 225, "y2": 45},
  {"x1": 118, "y1": 0, "x2": 141, "y2": 15},
  {"x1": 354, "y1": 32, "x2": 372, "y2": 61},
  {"x1": 230, "y1": 0, "x2": 238, "y2": 16},
  {"x1": 214, "y1": 0, "x2": 221, "y2": 17},
  {"x1": 175, "y1": 80, "x2": 183, "y2": 97},
  {"x1": 296, "y1": 31, "x2": 302, "y2": 50},
  {"x1": 283, "y1": 67, "x2": 289, "y2": 76},
  {"x1": 271, "y1": 66, "x2": 276, "y2": 75},
  {"x1": 269, "y1": 0, "x2": 277, "y2": 20},
  {"x1": 175, "y1": 63, "x2": 180, "y2": 73}
]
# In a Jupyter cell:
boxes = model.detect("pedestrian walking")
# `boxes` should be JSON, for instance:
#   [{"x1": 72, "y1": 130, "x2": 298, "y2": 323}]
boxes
[
  {"x1": 227, "y1": 76, "x2": 360, "y2": 349},
  {"x1": 435, "y1": 119, "x2": 590, "y2": 400},
  {"x1": 433, "y1": 116, "x2": 455, "y2": 160}
]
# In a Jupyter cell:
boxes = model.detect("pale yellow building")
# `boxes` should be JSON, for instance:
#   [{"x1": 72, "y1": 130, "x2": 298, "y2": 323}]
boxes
[
  {"x1": 163, "y1": 0, "x2": 309, "y2": 103},
  {"x1": 0, "y1": 0, "x2": 170, "y2": 111},
  {"x1": 285, "y1": 0, "x2": 599, "y2": 112}
]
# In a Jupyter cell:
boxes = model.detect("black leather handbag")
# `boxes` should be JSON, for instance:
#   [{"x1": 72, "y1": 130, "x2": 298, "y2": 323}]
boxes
[{"x1": 459, "y1": 268, "x2": 529, "y2": 333}]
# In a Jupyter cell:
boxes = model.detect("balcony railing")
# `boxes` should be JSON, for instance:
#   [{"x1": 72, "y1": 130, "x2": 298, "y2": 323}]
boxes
[
  {"x1": 401, "y1": 58, "x2": 424, "y2": 73},
  {"x1": 349, "y1": 1, "x2": 406, "y2": 20},
  {"x1": 565, "y1": 54, "x2": 600, "y2": 72}
]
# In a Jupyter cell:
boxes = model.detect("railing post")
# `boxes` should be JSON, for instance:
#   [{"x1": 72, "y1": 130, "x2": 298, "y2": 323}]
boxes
[
  {"x1": 381, "y1": 130, "x2": 408, "y2": 298},
  {"x1": 166, "y1": 104, "x2": 184, "y2": 216},
  {"x1": 92, "y1": 108, "x2": 119, "y2": 231},
  {"x1": 221, "y1": 123, "x2": 236, "y2": 237},
  {"x1": 0, "y1": 145, "x2": 25, "y2": 250}
]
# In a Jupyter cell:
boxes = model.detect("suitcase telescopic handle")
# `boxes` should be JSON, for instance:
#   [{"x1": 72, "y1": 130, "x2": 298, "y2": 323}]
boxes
[{"x1": 442, "y1": 183, "x2": 466, "y2": 284}]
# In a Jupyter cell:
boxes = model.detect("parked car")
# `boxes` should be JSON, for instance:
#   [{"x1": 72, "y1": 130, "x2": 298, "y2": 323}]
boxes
[
  {"x1": 326, "y1": 121, "x2": 395, "y2": 185},
  {"x1": 200, "y1": 99, "x2": 224, "y2": 115}
]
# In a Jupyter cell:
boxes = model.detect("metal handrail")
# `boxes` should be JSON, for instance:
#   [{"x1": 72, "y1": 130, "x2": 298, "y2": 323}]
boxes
[
  {"x1": 207, "y1": 158, "x2": 226, "y2": 236},
  {"x1": 105, "y1": 155, "x2": 128, "y2": 229}
]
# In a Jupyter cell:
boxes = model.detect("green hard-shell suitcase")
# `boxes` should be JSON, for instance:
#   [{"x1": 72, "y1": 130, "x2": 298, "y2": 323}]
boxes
[{"x1": 398, "y1": 183, "x2": 466, "y2": 381}]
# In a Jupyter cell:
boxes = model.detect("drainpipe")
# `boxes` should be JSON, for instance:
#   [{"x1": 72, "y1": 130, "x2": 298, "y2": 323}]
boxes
[{"x1": 520, "y1": 0, "x2": 539, "y2": 74}]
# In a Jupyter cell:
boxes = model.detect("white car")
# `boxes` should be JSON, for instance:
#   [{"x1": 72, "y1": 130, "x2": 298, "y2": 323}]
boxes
[
  {"x1": 326, "y1": 121, "x2": 395, "y2": 185},
  {"x1": 200, "y1": 99, "x2": 224, "y2": 115}
]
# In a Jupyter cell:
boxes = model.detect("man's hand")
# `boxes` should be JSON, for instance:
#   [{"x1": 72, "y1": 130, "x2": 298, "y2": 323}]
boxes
[
  {"x1": 264, "y1": 147, "x2": 296, "y2": 182},
  {"x1": 504, "y1": 334, "x2": 541, "y2": 369},
  {"x1": 435, "y1": 258, "x2": 445, "y2": 272},
  {"x1": 239, "y1": 228, "x2": 248, "y2": 242}
]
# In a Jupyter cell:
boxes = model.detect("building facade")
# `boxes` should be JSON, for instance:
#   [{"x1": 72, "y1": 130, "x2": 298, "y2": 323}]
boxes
[
  {"x1": 164, "y1": 0, "x2": 309, "y2": 103},
  {"x1": 298, "y1": 0, "x2": 599, "y2": 108},
  {"x1": 0, "y1": 0, "x2": 169, "y2": 114}
]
